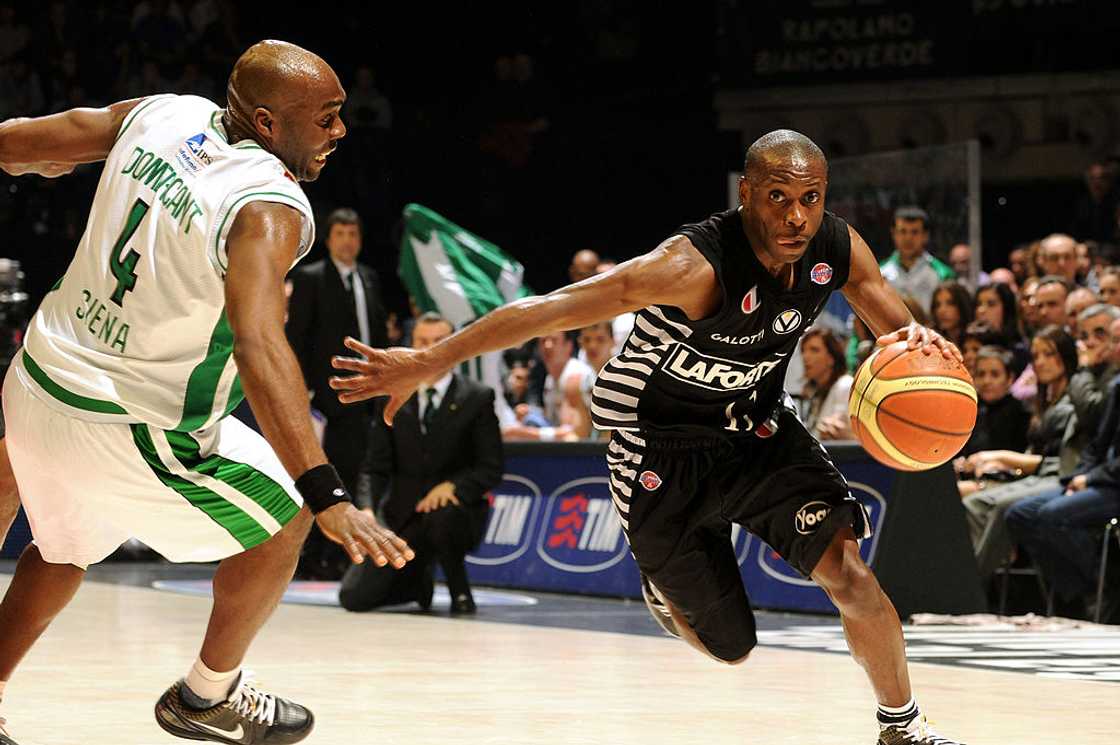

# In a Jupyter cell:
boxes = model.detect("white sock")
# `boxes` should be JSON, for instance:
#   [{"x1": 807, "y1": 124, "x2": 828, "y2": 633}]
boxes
[
  {"x1": 877, "y1": 697, "x2": 919, "y2": 729},
  {"x1": 185, "y1": 658, "x2": 240, "y2": 704}
]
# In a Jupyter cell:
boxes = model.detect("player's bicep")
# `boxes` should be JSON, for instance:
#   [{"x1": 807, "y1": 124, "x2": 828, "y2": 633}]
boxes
[
  {"x1": 604, "y1": 236, "x2": 717, "y2": 318},
  {"x1": 0, "y1": 98, "x2": 144, "y2": 166},
  {"x1": 224, "y1": 202, "x2": 304, "y2": 341},
  {"x1": 841, "y1": 225, "x2": 911, "y2": 335}
]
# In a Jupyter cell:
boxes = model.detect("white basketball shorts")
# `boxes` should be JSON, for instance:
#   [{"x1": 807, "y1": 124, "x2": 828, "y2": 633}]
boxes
[{"x1": 2, "y1": 365, "x2": 304, "y2": 567}]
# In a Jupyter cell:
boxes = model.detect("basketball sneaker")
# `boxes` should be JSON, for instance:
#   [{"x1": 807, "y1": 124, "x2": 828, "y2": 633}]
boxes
[
  {"x1": 154, "y1": 675, "x2": 314, "y2": 744},
  {"x1": 878, "y1": 715, "x2": 965, "y2": 744},
  {"x1": 640, "y1": 574, "x2": 680, "y2": 639},
  {"x1": 0, "y1": 714, "x2": 19, "y2": 745}
]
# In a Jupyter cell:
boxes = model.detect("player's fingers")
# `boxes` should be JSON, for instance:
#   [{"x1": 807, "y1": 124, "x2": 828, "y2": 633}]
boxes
[
  {"x1": 343, "y1": 539, "x2": 365, "y2": 565},
  {"x1": 331, "y1": 356, "x2": 371, "y2": 373},
  {"x1": 369, "y1": 529, "x2": 409, "y2": 568},
  {"x1": 876, "y1": 330, "x2": 902, "y2": 345},
  {"x1": 357, "y1": 532, "x2": 390, "y2": 566},
  {"x1": 328, "y1": 373, "x2": 366, "y2": 390},
  {"x1": 343, "y1": 336, "x2": 379, "y2": 358}
]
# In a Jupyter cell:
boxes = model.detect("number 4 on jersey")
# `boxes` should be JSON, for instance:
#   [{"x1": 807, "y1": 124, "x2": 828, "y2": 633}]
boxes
[{"x1": 109, "y1": 198, "x2": 150, "y2": 306}]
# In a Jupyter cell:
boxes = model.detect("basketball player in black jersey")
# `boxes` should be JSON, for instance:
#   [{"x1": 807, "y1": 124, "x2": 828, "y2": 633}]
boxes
[{"x1": 331, "y1": 130, "x2": 967, "y2": 745}]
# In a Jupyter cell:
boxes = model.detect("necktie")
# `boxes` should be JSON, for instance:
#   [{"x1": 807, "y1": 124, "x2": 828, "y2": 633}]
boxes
[
  {"x1": 422, "y1": 387, "x2": 438, "y2": 433},
  {"x1": 345, "y1": 270, "x2": 371, "y2": 346}
]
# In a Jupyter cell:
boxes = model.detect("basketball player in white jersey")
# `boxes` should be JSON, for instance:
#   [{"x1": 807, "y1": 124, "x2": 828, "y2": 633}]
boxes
[{"x1": 0, "y1": 40, "x2": 413, "y2": 745}]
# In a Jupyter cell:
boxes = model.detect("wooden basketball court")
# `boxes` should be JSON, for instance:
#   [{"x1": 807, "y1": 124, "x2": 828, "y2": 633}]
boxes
[{"x1": 0, "y1": 574, "x2": 1113, "y2": 744}]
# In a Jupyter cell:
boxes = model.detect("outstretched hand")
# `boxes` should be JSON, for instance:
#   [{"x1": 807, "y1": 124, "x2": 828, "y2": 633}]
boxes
[
  {"x1": 876, "y1": 321, "x2": 962, "y2": 363},
  {"x1": 315, "y1": 502, "x2": 414, "y2": 568},
  {"x1": 329, "y1": 337, "x2": 441, "y2": 424}
]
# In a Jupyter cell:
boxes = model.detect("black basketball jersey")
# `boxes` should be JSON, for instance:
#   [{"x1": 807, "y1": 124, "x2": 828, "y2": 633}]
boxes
[{"x1": 590, "y1": 207, "x2": 852, "y2": 437}]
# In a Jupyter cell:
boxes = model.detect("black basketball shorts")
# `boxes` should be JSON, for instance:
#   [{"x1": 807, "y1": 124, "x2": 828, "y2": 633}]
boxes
[{"x1": 606, "y1": 409, "x2": 870, "y2": 662}]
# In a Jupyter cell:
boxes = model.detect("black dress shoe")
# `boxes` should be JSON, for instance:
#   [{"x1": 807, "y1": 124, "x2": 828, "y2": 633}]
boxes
[{"x1": 450, "y1": 592, "x2": 476, "y2": 615}]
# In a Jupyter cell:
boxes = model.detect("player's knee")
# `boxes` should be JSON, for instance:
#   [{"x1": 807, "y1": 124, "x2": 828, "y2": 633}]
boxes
[
  {"x1": 707, "y1": 633, "x2": 756, "y2": 665},
  {"x1": 819, "y1": 555, "x2": 879, "y2": 614}
]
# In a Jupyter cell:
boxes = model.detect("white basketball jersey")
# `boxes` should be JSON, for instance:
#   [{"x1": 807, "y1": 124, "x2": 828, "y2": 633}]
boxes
[{"x1": 16, "y1": 94, "x2": 315, "y2": 432}]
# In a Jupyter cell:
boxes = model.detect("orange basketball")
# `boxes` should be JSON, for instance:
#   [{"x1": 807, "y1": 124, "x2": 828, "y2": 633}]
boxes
[{"x1": 848, "y1": 341, "x2": 978, "y2": 471}]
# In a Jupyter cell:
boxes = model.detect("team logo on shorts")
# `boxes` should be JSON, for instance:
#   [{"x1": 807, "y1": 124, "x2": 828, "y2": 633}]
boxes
[
  {"x1": 639, "y1": 470, "x2": 662, "y2": 491},
  {"x1": 810, "y1": 262, "x2": 833, "y2": 285},
  {"x1": 741, "y1": 285, "x2": 760, "y2": 314},
  {"x1": 794, "y1": 501, "x2": 832, "y2": 535},
  {"x1": 773, "y1": 309, "x2": 802, "y2": 334}
]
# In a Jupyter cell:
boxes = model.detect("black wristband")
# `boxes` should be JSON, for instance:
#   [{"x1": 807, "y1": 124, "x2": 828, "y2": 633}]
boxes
[{"x1": 294, "y1": 464, "x2": 349, "y2": 514}]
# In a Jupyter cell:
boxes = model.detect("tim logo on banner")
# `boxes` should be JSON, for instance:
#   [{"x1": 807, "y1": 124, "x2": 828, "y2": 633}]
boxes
[
  {"x1": 756, "y1": 481, "x2": 887, "y2": 587},
  {"x1": 537, "y1": 477, "x2": 629, "y2": 573},
  {"x1": 466, "y1": 475, "x2": 540, "y2": 566}
]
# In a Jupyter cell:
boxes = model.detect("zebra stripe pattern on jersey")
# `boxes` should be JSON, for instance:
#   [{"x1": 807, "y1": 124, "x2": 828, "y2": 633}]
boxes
[
  {"x1": 604, "y1": 430, "x2": 647, "y2": 531},
  {"x1": 590, "y1": 306, "x2": 692, "y2": 431}
]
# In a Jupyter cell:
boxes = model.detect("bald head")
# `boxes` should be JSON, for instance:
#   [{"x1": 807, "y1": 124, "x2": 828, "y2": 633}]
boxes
[
  {"x1": 744, "y1": 129, "x2": 827, "y2": 184},
  {"x1": 569, "y1": 249, "x2": 601, "y2": 283},
  {"x1": 224, "y1": 40, "x2": 346, "y2": 182},
  {"x1": 227, "y1": 40, "x2": 335, "y2": 124}
]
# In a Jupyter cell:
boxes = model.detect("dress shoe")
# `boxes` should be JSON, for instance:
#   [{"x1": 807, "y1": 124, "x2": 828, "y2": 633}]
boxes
[{"x1": 450, "y1": 592, "x2": 476, "y2": 615}]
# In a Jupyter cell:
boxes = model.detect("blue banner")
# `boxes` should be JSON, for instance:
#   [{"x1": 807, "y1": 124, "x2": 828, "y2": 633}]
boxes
[{"x1": 467, "y1": 444, "x2": 894, "y2": 613}]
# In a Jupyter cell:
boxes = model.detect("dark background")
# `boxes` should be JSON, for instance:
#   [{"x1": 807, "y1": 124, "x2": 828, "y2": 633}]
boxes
[{"x1": 1, "y1": 0, "x2": 1118, "y2": 313}]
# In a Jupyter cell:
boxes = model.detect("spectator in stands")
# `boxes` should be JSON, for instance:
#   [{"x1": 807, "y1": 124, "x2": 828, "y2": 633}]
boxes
[
  {"x1": 799, "y1": 328, "x2": 853, "y2": 441},
  {"x1": 340, "y1": 312, "x2": 502, "y2": 615},
  {"x1": 959, "y1": 326, "x2": 1081, "y2": 578},
  {"x1": 504, "y1": 359, "x2": 531, "y2": 408},
  {"x1": 988, "y1": 267, "x2": 1017, "y2": 293},
  {"x1": 502, "y1": 331, "x2": 593, "y2": 441},
  {"x1": 1066, "y1": 286, "x2": 1099, "y2": 334},
  {"x1": 879, "y1": 206, "x2": 956, "y2": 311},
  {"x1": 1071, "y1": 162, "x2": 1119, "y2": 243},
  {"x1": 1034, "y1": 276, "x2": 1072, "y2": 330},
  {"x1": 960, "y1": 321, "x2": 1008, "y2": 377},
  {"x1": 960, "y1": 345, "x2": 1030, "y2": 457},
  {"x1": 577, "y1": 320, "x2": 614, "y2": 374},
  {"x1": 568, "y1": 249, "x2": 601, "y2": 283},
  {"x1": 1006, "y1": 313, "x2": 1120, "y2": 620},
  {"x1": 1038, "y1": 233, "x2": 1080, "y2": 286},
  {"x1": 1068, "y1": 304, "x2": 1120, "y2": 441},
  {"x1": 1009, "y1": 245, "x2": 1031, "y2": 286},
  {"x1": 930, "y1": 281, "x2": 973, "y2": 348},
  {"x1": 1098, "y1": 266, "x2": 1120, "y2": 307},
  {"x1": 1076, "y1": 241, "x2": 1093, "y2": 288},
  {"x1": 1018, "y1": 276, "x2": 1041, "y2": 338},
  {"x1": 347, "y1": 65, "x2": 393, "y2": 130},
  {"x1": 974, "y1": 282, "x2": 1024, "y2": 359},
  {"x1": 0, "y1": 3, "x2": 30, "y2": 65},
  {"x1": 949, "y1": 243, "x2": 988, "y2": 293}
]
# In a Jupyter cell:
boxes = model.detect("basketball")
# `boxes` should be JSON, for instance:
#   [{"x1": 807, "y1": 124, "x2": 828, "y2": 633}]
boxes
[{"x1": 848, "y1": 341, "x2": 978, "y2": 472}]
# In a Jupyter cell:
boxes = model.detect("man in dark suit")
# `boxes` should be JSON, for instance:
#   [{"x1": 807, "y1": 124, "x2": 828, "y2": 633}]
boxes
[
  {"x1": 286, "y1": 207, "x2": 389, "y2": 578},
  {"x1": 339, "y1": 312, "x2": 503, "y2": 614}
]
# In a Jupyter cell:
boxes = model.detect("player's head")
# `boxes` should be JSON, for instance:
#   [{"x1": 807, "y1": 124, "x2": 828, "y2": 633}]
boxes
[
  {"x1": 226, "y1": 40, "x2": 346, "y2": 182},
  {"x1": 738, "y1": 129, "x2": 828, "y2": 265}
]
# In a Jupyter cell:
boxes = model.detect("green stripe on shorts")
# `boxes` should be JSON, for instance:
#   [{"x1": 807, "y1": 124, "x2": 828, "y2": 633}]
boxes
[
  {"x1": 165, "y1": 430, "x2": 299, "y2": 526},
  {"x1": 130, "y1": 424, "x2": 270, "y2": 549}
]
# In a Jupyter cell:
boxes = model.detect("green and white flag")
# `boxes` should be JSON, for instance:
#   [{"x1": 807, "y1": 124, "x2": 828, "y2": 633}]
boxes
[{"x1": 398, "y1": 203, "x2": 532, "y2": 424}]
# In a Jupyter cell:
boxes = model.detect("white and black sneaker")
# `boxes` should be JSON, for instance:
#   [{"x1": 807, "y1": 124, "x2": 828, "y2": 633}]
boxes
[
  {"x1": 154, "y1": 675, "x2": 314, "y2": 744},
  {"x1": 878, "y1": 715, "x2": 965, "y2": 744},
  {"x1": 0, "y1": 714, "x2": 19, "y2": 745},
  {"x1": 640, "y1": 574, "x2": 680, "y2": 639}
]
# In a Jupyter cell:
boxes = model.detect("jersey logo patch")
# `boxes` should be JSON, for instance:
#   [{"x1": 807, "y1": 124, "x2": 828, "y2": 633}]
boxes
[
  {"x1": 773, "y1": 309, "x2": 802, "y2": 334},
  {"x1": 795, "y1": 501, "x2": 832, "y2": 535},
  {"x1": 741, "y1": 285, "x2": 759, "y2": 314},
  {"x1": 662, "y1": 343, "x2": 787, "y2": 391},
  {"x1": 810, "y1": 262, "x2": 833, "y2": 285},
  {"x1": 639, "y1": 471, "x2": 662, "y2": 491}
]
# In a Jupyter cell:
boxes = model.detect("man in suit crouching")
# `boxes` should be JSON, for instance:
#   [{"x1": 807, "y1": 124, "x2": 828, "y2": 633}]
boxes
[{"x1": 340, "y1": 312, "x2": 503, "y2": 614}]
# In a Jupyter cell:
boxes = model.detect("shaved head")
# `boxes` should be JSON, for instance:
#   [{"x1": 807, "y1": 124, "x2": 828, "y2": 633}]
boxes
[
  {"x1": 223, "y1": 40, "x2": 346, "y2": 181},
  {"x1": 744, "y1": 129, "x2": 827, "y2": 184},
  {"x1": 227, "y1": 40, "x2": 335, "y2": 131}
]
